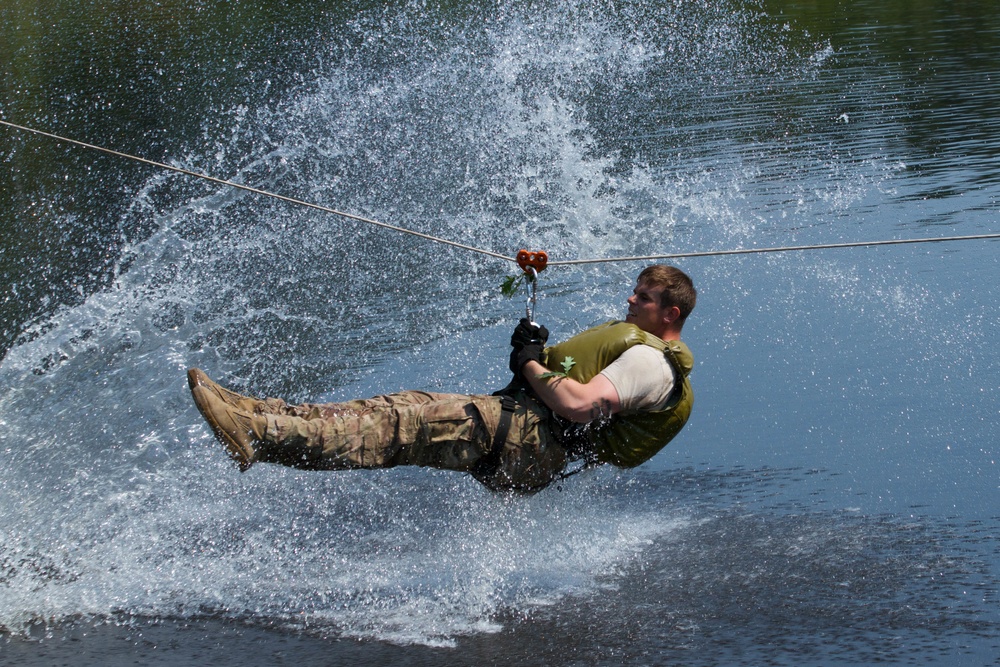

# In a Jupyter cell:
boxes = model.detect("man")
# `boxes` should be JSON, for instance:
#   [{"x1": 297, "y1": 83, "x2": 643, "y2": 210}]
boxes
[{"x1": 188, "y1": 264, "x2": 695, "y2": 493}]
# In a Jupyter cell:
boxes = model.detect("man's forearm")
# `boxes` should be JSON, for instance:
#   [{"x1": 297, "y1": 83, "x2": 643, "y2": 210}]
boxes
[{"x1": 521, "y1": 360, "x2": 618, "y2": 423}]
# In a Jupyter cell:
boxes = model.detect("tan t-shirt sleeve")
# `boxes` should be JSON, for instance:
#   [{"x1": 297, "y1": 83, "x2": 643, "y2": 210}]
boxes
[{"x1": 599, "y1": 345, "x2": 676, "y2": 412}]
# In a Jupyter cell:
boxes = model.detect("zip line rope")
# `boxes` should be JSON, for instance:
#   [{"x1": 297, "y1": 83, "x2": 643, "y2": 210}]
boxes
[
  {"x1": 4, "y1": 119, "x2": 1000, "y2": 271},
  {"x1": 0, "y1": 119, "x2": 513, "y2": 263},
  {"x1": 545, "y1": 233, "x2": 1000, "y2": 265}
]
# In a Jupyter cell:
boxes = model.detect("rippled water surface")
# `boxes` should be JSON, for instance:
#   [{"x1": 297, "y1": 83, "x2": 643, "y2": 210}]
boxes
[{"x1": 1, "y1": 0, "x2": 998, "y2": 664}]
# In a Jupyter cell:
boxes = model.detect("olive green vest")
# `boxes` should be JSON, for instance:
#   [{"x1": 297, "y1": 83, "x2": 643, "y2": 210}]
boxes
[{"x1": 542, "y1": 321, "x2": 694, "y2": 468}]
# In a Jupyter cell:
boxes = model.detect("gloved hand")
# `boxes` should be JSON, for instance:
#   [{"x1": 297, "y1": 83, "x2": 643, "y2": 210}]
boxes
[
  {"x1": 509, "y1": 340, "x2": 546, "y2": 376},
  {"x1": 509, "y1": 318, "x2": 548, "y2": 375},
  {"x1": 510, "y1": 317, "x2": 549, "y2": 349}
]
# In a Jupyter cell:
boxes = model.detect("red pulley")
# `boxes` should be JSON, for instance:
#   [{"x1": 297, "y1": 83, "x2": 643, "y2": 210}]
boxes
[{"x1": 516, "y1": 249, "x2": 548, "y2": 274}]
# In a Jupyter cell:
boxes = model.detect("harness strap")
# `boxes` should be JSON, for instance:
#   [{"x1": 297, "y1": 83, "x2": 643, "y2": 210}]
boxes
[
  {"x1": 473, "y1": 394, "x2": 517, "y2": 480},
  {"x1": 491, "y1": 394, "x2": 517, "y2": 457}
]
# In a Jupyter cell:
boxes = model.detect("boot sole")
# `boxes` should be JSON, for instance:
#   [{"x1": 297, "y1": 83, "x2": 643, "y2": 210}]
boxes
[
  {"x1": 189, "y1": 384, "x2": 255, "y2": 472},
  {"x1": 188, "y1": 367, "x2": 262, "y2": 413}
]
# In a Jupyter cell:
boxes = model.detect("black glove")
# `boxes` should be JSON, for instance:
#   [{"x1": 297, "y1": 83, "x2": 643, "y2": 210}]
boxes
[
  {"x1": 509, "y1": 318, "x2": 548, "y2": 376},
  {"x1": 510, "y1": 317, "x2": 549, "y2": 348},
  {"x1": 509, "y1": 340, "x2": 546, "y2": 376}
]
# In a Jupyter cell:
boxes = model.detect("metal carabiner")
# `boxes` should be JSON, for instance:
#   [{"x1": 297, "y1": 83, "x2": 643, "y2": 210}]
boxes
[
  {"x1": 524, "y1": 266, "x2": 538, "y2": 323},
  {"x1": 514, "y1": 249, "x2": 547, "y2": 323}
]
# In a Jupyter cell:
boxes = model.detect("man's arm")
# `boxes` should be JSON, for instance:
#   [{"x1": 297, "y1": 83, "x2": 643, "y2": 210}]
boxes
[{"x1": 521, "y1": 360, "x2": 622, "y2": 423}]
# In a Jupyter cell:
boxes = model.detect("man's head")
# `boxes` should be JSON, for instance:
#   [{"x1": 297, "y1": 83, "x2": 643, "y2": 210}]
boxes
[
  {"x1": 638, "y1": 265, "x2": 696, "y2": 319},
  {"x1": 625, "y1": 265, "x2": 696, "y2": 339}
]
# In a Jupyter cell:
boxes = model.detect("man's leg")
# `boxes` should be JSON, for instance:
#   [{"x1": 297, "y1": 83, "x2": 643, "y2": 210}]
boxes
[
  {"x1": 257, "y1": 391, "x2": 495, "y2": 472},
  {"x1": 188, "y1": 370, "x2": 568, "y2": 492},
  {"x1": 260, "y1": 390, "x2": 568, "y2": 492}
]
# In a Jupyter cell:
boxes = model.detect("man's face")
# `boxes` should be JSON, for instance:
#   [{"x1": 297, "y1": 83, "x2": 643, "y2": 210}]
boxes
[{"x1": 625, "y1": 280, "x2": 670, "y2": 334}]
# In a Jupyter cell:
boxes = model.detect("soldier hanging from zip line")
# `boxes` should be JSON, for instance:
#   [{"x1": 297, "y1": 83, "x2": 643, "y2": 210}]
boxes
[{"x1": 188, "y1": 264, "x2": 695, "y2": 493}]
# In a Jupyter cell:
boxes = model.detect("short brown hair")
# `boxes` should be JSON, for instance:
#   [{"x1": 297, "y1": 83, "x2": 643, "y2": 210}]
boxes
[{"x1": 638, "y1": 265, "x2": 696, "y2": 320}]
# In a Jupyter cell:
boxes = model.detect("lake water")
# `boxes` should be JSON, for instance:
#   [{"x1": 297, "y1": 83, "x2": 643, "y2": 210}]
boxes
[{"x1": 1, "y1": 0, "x2": 999, "y2": 664}]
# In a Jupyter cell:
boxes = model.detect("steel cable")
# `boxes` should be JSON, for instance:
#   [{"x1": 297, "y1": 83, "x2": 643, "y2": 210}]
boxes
[{"x1": 4, "y1": 119, "x2": 998, "y2": 269}]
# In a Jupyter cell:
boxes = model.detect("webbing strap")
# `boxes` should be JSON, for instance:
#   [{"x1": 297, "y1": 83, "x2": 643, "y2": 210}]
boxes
[
  {"x1": 472, "y1": 394, "x2": 517, "y2": 481},
  {"x1": 491, "y1": 394, "x2": 517, "y2": 457}
]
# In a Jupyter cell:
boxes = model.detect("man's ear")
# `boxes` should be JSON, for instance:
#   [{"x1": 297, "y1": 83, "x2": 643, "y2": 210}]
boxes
[{"x1": 663, "y1": 305, "x2": 681, "y2": 325}]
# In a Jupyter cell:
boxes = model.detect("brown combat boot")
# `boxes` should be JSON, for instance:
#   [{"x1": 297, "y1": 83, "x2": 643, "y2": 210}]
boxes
[{"x1": 190, "y1": 384, "x2": 267, "y2": 471}]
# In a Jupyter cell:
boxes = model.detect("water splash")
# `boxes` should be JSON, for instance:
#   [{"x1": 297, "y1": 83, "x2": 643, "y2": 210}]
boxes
[{"x1": 2, "y1": 0, "x2": 972, "y2": 650}]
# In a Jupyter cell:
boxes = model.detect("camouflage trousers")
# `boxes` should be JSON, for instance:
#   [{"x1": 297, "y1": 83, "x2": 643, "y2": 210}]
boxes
[{"x1": 253, "y1": 390, "x2": 568, "y2": 493}]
